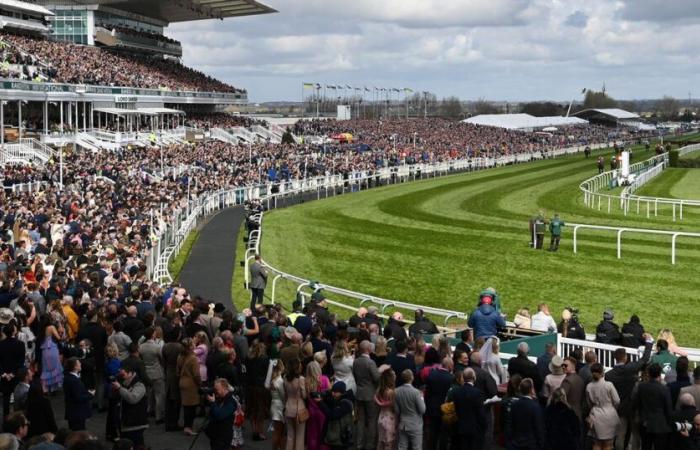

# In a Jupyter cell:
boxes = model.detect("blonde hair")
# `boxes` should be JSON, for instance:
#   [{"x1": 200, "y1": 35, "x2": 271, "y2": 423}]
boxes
[
  {"x1": 301, "y1": 341, "x2": 313, "y2": 359},
  {"x1": 332, "y1": 340, "x2": 349, "y2": 361},
  {"x1": 374, "y1": 336, "x2": 388, "y2": 357},
  {"x1": 313, "y1": 351, "x2": 327, "y2": 367},
  {"x1": 271, "y1": 359, "x2": 285, "y2": 380},
  {"x1": 657, "y1": 329, "x2": 677, "y2": 346},
  {"x1": 305, "y1": 361, "x2": 322, "y2": 393},
  {"x1": 195, "y1": 331, "x2": 210, "y2": 348},
  {"x1": 106, "y1": 343, "x2": 119, "y2": 359}
]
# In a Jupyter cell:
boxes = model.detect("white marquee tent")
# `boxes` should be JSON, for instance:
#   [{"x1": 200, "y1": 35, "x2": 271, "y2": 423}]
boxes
[{"x1": 462, "y1": 113, "x2": 588, "y2": 131}]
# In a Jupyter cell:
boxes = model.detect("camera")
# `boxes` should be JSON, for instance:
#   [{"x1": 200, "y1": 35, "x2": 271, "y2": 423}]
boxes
[
  {"x1": 199, "y1": 387, "x2": 214, "y2": 396},
  {"x1": 675, "y1": 422, "x2": 692, "y2": 432}
]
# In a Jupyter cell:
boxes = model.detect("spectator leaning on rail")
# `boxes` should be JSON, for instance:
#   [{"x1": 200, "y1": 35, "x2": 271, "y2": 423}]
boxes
[
  {"x1": 530, "y1": 303, "x2": 557, "y2": 333},
  {"x1": 595, "y1": 309, "x2": 622, "y2": 345},
  {"x1": 408, "y1": 309, "x2": 438, "y2": 337},
  {"x1": 467, "y1": 294, "x2": 505, "y2": 340}
]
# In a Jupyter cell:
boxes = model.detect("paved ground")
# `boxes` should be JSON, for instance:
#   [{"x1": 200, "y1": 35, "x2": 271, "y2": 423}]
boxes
[
  {"x1": 178, "y1": 206, "x2": 246, "y2": 313},
  {"x1": 45, "y1": 393, "x2": 269, "y2": 450}
]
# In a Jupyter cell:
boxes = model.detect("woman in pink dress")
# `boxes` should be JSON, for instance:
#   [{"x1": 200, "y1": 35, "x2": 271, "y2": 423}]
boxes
[
  {"x1": 374, "y1": 366, "x2": 397, "y2": 450},
  {"x1": 193, "y1": 331, "x2": 209, "y2": 382},
  {"x1": 305, "y1": 361, "x2": 330, "y2": 450}
]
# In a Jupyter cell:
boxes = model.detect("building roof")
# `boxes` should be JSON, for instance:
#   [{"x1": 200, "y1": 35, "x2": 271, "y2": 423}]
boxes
[
  {"x1": 462, "y1": 113, "x2": 588, "y2": 130},
  {"x1": 573, "y1": 108, "x2": 640, "y2": 120},
  {"x1": 0, "y1": 0, "x2": 54, "y2": 16},
  {"x1": 62, "y1": 0, "x2": 276, "y2": 24}
]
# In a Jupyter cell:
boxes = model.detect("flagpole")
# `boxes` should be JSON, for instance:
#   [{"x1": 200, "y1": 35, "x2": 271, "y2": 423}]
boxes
[{"x1": 301, "y1": 82, "x2": 304, "y2": 120}]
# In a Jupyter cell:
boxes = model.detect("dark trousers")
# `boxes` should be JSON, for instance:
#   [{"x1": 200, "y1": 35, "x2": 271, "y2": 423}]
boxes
[
  {"x1": 165, "y1": 396, "x2": 181, "y2": 430},
  {"x1": 0, "y1": 377, "x2": 18, "y2": 418},
  {"x1": 68, "y1": 418, "x2": 86, "y2": 431},
  {"x1": 209, "y1": 435, "x2": 231, "y2": 450},
  {"x1": 183, "y1": 405, "x2": 197, "y2": 428},
  {"x1": 458, "y1": 434, "x2": 479, "y2": 450},
  {"x1": 549, "y1": 235, "x2": 561, "y2": 250},
  {"x1": 106, "y1": 396, "x2": 121, "y2": 439},
  {"x1": 641, "y1": 428, "x2": 668, "y2": 450},
  {"x1": 250, "y1": 288, "x2": 264, "y2": 310},
  {"x1": 123, "y1": 429, "x2": 145, "y2": 448},
  {"x1": 426, "y1": 415, "x2": 449, "y2": 450},
  {"x1": 535, "y1": 233, "x2": 544, "y2": 249}
]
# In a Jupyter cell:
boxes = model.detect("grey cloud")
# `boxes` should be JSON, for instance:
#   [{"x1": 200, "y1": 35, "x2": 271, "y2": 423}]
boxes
[
  {"x1": 564, "y1": 11, "x2": 588, "y2": 28},
  {"x1": 617, "y1": 0, "x2": 700, "y2": 22}
]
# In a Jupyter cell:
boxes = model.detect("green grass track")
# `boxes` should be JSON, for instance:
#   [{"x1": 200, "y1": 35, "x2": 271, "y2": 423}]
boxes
[{"x1": 259, "y1": 147, "x2": 700, "y2": 344}]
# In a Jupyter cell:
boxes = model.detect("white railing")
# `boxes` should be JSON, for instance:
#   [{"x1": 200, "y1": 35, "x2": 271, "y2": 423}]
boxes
[
  {"x1": 571, "y1": 222, "x2": 700, "y2": 265},
  {"x1": 229, "y1": 126, "x2": 258, "y2": 143},
  {"x1": 558, "y1": 336, "x2": 700, "y2": 371},
  {"x1": 210, "y1": 128, "x2": 240, "y2": 145},
  {"x1": 581, "y1": 144, "x2": 700, "y2": 220},
  {"x1": 251, "y1": 125, "x2": 281, "y2": 143}
]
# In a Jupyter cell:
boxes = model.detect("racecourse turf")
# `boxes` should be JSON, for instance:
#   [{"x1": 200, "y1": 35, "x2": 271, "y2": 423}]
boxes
[{"x1": 240, "y1": 147, "x2": 700, "y2": 345}]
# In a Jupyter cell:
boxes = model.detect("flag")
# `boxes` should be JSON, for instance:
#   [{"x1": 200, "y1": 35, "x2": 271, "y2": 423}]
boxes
[
  {"x1": 404, "y1": 88, "x2": 413, "y2": 93},
  {"x1": 315, "y1": 83, "x2": 321, "y2": 89},
  {"x1": 346, "y1": 85, "x2": 352, "y2": 89},
  {"x1": 581, "y1": 88, "x2": 587, "y2": 94},
  {"x1": 303, "y1": 82, "x2": 314, "y2": 89},
  {"x1": 365, "y1": 87, "x2": 370, "y2": 92},
  {"x1": 327, "y1": 85, "x2": 336, "y2": 90},
  {"x1": 392, "y1": 88, "x2": 400, "y2": 92}
]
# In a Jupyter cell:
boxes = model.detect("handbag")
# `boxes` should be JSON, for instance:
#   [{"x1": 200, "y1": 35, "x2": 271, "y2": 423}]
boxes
[
  {"x1": 233, "y1": 404, "x2": 245, "y2": 427},
  {"x1": 441, "y1": 401, "x2": 457, "y2": 425},
  {"x1": 295, "y1": 385, "x2": 309, "y2": 424}
]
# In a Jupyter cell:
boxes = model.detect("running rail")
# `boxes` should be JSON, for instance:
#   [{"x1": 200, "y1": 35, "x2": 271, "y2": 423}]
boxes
[{"x1": 580, "y1": 144, "x2": 700, "y2": 220}]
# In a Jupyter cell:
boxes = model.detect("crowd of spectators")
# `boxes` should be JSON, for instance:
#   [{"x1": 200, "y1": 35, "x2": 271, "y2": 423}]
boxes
[
  {"x1": 0, "y1": 38, "x2": 49, "y2": 81},
  {"x1": 0, "y1": 32, "x2": 241, "y2": 93},
  {"x1": 96, "y1": 23, "x2": 181, "y2": 46},
  {"x1": 0, "y1": 115, "x2": 678, "y2": 449},
  {"x1": 185, "y1": 113, "x2": 269, "y2": 131}
]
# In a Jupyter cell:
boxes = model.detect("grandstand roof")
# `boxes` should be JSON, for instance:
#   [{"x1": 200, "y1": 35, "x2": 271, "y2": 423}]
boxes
[
  {"x1": 68, "y1": 0, "x2": 277, "y2": 23},
  {"x1": 573, "y1": 108, "x2": 640, "y2": 120},
  {"x1": 462, "y1": 113, "x2": 588, "y2": 130},
  {"x1": 0, "y1": 0, "x2": 53, "y2": 16}
]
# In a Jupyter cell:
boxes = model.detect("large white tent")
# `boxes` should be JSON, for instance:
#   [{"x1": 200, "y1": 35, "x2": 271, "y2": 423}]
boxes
[{"x1": 462, "y1": 113, "x2": 588, "y2": 130}]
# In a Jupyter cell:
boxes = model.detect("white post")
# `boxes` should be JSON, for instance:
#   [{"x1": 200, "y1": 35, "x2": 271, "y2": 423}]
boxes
[
  {"x1": 18, "y1": 101, "x2": 22, "y2": 140},
  {"x1": 59, "y1": 146, "x2": 63, "y2": 189},
  {"x1": 672, "y1": 234, "x2": 678, "y2": 265},
  {"x1": 617, "y1": 229, "x2": 624, "y2": 259}
]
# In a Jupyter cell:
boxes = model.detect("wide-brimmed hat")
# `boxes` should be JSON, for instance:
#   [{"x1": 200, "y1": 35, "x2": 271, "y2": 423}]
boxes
[
  {"x1": 549, "y1": 355, "x2": 564, "y2": 375},
  {"x1": 0, "y1": 308, "x2": 14, "y2": 325}
]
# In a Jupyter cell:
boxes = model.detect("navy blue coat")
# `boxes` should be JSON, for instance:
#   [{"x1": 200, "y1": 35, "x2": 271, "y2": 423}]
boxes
[
  {"x1": 508, "y1": 395, "x2": 545, "y2": 450},
  {"x1": 453, "y1": 383, "x2": 486, "y2": 437},
  {"x1": 64, "y1": 373, "x2": 93, "y2": 422}
]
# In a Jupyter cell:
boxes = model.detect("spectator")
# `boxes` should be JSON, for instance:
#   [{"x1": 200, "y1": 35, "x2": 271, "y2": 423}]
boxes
[
  {"x1": 679, "y1": 367, "x2": 700, "y2": 411},
  {"x1": 176, "y1": 337, "x2": 200, "y2": 436},
  {"x1": 669, "y1": 357, "x2": 692, "y2": 408},
  {"x1": 657, "y1": 329, "x2": 688, "y2": 357},
  {"x1": 542, "y1": 355, "x2": 566, "y2": 401},
  {"x1": 513, "y1": 308, "x2": 531, "y2": 329},
  {"x1": 560, "y1": 356, "x2": 585, "y2": 421},
  {"x1": 537, "y1": 342, "x2": 556, "y2": 380},
  {"x1": 634, "y1": 363, "x2": 673, "y2": 450},
  {"x1": 467, "y1": 295, "x2": 505, "y2": 340},
  {"x1": 558, "y1": 308, "x2": 585, "y2": 340},
  {"x1": 138, "y1": 327, "x2": 165, "y2": 425},
  {"x1": 244, "y1": 342, "x2": 270, "y2": 441},
  {"x1": 620, "y1": 314, "x2": 645, "y2": 348},
  {"x1": 249, "y1": 254, "x2": 267, "y2": 311},
  {"x1": 453, "y1": 368, "x2": 485, "y2": 450},
  {"x1": 305, "y1": 361, "x2": 328, "y2": 450},
  {"x1": 320, "y1": 381, "x2": 355, "y2": 450},
  {"x1": 508, "y1": 342, "x2": 543, "y2": 393},
  {"x1": 162, "y1": 329, "x2": 184, "y2": 432},
  {"x1": 11, "y1": 367, "x2": 31, "y2": 412},
  {"x1": 586, "y1": 363, "x2": 620, "y2": 450},
  {"x1": 508, "y1": 378, "x2": 545, "y2": 450},
  {"x1": 407, "y1": 309, "x2": 438, "y2": 337},
  {"x1": 63, "y1": 357, "x2": 94, "y2": 431},
  {"x1": 388, "y1": 340, "x2": 416, "y2": 387},
  {"x1": 375, "y1": 367, "x2": 397, "y2": 450},
  {"x1": 651, "y1": 339, "x2": 679, "y2": 378},
  {"x1": 1, "y1": 412, "x2": 28, "y2": 449},
  {"x1": 24, "y1": 379, "x2": 57, "y2": 438},
  {"x1": 595, "y1": 310, "x2": 621, "y2": 345},
  {"x1": 424, "y1": 357, "x2": 454, "y2": 450},
  {"x1": 352, "y1": 340, "x2": 379, "y2": 450},
  {"x1": 385, "y1": 312, "x2": 407, "y2": 342},
  {"x1": 204, "y1": 378, "x2": 237, "y2": 450},
  {"x1": 331, "y1": 340, "x2": 356, "y2": 394},
  {"x1": 113, "y1": 361, "x2": 148, "y2": 448},
  {"x1": 393, "y1": 369, "x2": 425, "y2": 450},
  {"x1": 579, "y1": 351, "x2": 598, "y2": 385},
  {"x1": 531, "y1": 303, "x2": 557, "y2": 332},
  {"x1": 283, "y1": 358, "x2": 307, "y2": 450},
  {"x1": 0, "y1": 322, "x2": 26, "y2": 417},
  {"x1": 545, "y1": 388, "x2": 582, "y2": 450},
  {"x1": 267, "y1": 360, "x2": 286, "y2": 450}
]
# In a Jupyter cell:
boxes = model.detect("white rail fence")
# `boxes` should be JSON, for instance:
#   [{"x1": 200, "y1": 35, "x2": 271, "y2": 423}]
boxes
[
  {"x1": 571, "y1": 222, "x2": 700, "y2": 265},
  {"x1": 581, "y1": 144, "x2": 700, "y2": 220},
  {"x1": 149, "y1": 140, "x2": 607, "y2": 324}
]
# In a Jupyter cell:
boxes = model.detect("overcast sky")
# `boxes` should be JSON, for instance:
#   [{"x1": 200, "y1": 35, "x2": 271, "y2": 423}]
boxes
[{"x1": 170, "y1": 0, "x2": 700, "y2": 103}]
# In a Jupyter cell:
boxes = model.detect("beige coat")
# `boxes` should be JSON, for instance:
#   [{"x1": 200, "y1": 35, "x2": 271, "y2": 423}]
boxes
[{"x1": 177, "y1": 353, "x2": 201, "y2": 406}]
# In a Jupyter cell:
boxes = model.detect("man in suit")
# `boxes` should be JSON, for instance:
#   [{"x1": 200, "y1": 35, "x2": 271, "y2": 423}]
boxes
[
  {"x1": 139, "y1": 326, "x2": 165, "y2": 424},
  {"x1": 425, "y1": 357, "x2": 455, "y2": 450},
  {"x1": 353, "y1": 340, "x2": 380, "y2": 450},
  {"x1": 249, "y1": 254, "x2": 267, "y2": 310},
  {"x1": 606, "y1": 334, "x2": 653, "y2": 450},
  {"x1": 634, "y1": 363, "x2": 673, "y2": 450},
  {"x1": 453, "y1": 368, "x2": 486, "y2": 450},
  {"x1": 77, "y1": 309, "x2": 108, "y2": 410},
  {"x1": 64, "y1": 357, "x2": 95, "y2": 431},
  {"x1": 560, "y1": 356, "x2": 585, "y2": 421},
  {"x1": 679, "y1": 367, "x2": 700, "y2": 410},
  {"x1": 508, "y1": 378, "x2": 545, "y2": 450},
  {"x1": 394, "y1": 369, "x2": 425, "y2": 450},
  {"x1": 0, "y1": 322, "x2": 27, "y2": 417},
  {"x1": 507, "y1": 342, "x2": 543, "y2": 394}
]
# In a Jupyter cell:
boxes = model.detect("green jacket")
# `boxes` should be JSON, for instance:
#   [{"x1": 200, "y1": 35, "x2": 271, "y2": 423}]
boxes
[
  {"x1": 549, "y1": 218, "x2": 565, "y2": 236},
  {"x1": 650, "y1": 350, "x2": 678, "y2": 375}
]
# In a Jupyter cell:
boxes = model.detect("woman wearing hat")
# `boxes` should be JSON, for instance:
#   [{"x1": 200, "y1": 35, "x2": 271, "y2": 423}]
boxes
[{"x1": 542, "y1": 355, "x2": 567, "y2": 401}]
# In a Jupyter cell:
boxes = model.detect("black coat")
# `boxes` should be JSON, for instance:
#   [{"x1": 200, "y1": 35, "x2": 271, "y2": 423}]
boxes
[
  {"x1": 0, "y1": 336, "x2": 26, "y2": 375},
  {"x1": 77, "y1": 322, "x2": 108, "y2": 372},
  {"x1": 605, "y1": 342, "x2": 652, "y2": 417},
  {"x1": 64, "y1": 372, "x2": 93, "y2": 422},
  {"x1": 388, "y1": 354, "x2": 416, "y2": 387},
  {"x1": 634, "y1": 380, "x2": 673, "y2": 434},
  {"x1": 621, "y1": 321, "x2": 645, "y2": 348},
  {"x1": 385, "y1": 318, "x2": 407, "y2": 341},
  {"x1": 545, "y1": 402, "x2": 581, "y2": 450},
  {"x1": 26, "y1": 381, "x2": 57, "y2": 437},
  {"x1": 558, "y1": 319, "x2": 585, "y2": 340},
  {"x1": 508, "y1": 355, "x2": 543, "y2": 393},
  {"x1": 424, "y1": 368, "x2": 453, "y2": 418},
  {"x1": 509, "y1": 396, "x2": 545, "y2": 449},
  {"x1": 408, "y1": 318, "x2": 438, "y2": 337},
  {"x1": 595, "y1": 320, "x2": 621, "y2": 345},
  {"x1": 453, "y1": 383, "x2": 486, "y2": 437}
]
